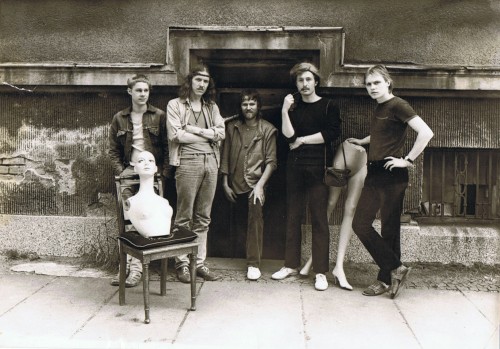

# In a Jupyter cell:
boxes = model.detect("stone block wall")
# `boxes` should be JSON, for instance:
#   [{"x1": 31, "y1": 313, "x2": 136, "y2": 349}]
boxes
[{"x1": 301, "y1": 222, "x2": 500, "y2": 266}]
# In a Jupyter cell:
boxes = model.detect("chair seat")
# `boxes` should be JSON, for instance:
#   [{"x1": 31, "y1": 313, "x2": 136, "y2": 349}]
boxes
[
  {"x1": 115, "y1": 174, "x2": 199, "y2": 324},
  {"x1": 118, "y1": 226, "x2": 198, "y2": 250}
]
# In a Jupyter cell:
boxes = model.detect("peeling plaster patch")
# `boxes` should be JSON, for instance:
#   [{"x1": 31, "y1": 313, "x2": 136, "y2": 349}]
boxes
[
  {"x1": 1, "y1": 122, "x2": 111, "y2": 214},
  {"x1": 54, "y1": 159, "x2": 76, "y2": 195},
  {"x1": 23, "y1": 168, "x2": 55, "y2": 186},
  {"x1": 0, "y1": 127, "x2": 19, "y2": 155}
]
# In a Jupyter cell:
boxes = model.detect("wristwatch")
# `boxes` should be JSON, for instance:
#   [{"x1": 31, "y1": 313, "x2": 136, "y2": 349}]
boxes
[
  {"x1": 198, "y1": 128, "x2": 205, "y2": 136},
  {"x1": 404, "y1": 156, "x2": 414, "y2": 165}
]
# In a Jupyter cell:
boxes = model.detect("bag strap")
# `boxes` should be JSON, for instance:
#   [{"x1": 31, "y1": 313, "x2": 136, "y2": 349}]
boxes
[
  {"x1": 324, "y1": 145, "x2": 327, "y2": 170},
  {"x1": 324, "y1": 99, "x2": 332, "y2": 170},
  {"x1": 340, "y1": 142, "x2": 347, "y2": 168}
]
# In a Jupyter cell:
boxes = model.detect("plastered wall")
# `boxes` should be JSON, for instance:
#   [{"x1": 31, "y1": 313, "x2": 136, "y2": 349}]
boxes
[{"x1": 0, "y1": 0, "x2": 499, "y2": 66}]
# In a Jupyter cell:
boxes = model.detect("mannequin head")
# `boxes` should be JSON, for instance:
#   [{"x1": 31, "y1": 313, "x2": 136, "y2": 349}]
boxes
[
  {"x1": 133, "y1": 151, "x2": 158, "y2": 177},
  {"x1": 125, "y1": 150, "x2": 172, "y2": 238}
]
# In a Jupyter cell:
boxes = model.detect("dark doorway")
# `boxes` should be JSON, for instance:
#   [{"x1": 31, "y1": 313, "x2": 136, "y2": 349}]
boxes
[{"x1": 196, "y1": 49, "x2": 320, "y2": 260}]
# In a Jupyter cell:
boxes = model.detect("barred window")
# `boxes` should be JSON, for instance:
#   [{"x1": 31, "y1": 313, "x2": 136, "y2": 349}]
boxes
[{"x1": 421, "y1": 149, "x2": 499, "y2": 220}]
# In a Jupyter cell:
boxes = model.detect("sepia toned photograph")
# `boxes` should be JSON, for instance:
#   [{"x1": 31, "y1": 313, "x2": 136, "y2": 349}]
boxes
[{"x1": 0, "y1": 1, "x2": 498, "y2": 348}]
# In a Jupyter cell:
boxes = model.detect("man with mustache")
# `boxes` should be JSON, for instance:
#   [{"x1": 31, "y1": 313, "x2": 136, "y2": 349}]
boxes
[
  {"x1": 108, "y1": 74, "x2": 169, "y2": 287},
  {"x1": 221, "y1": 89, "x2": 277, "y2": 281},
  {"x1": 167, "y1": 65, "x2": 225, "y2": 283},
  {"x1": 271, "y1": 62, "x2": 341, "y2": 291}
]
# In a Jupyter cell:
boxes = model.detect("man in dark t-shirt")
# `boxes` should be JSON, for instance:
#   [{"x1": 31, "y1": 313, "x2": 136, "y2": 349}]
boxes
[
  {"x1": 271, "y1": 62, "x2": 342, "y2": 292},
  {"x1": 348, "y1": 65, "x2": 434, "y2": 299}
]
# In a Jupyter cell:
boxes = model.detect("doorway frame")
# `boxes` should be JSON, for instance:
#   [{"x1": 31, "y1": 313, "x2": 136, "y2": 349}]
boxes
[{"x1": 166, "y1": 26, "x2": 345, "y2": 86}]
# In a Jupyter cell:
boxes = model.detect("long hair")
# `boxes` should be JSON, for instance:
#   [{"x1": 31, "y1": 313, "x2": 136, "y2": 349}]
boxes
[
  {"x1": 178, "y1": 65, "x2": 217, "y2": 103},
  {"x1": 365, "y1": 65, "x2": 394, "y2": 93},
  {"x1": 238, "y1": 89, "x2": 262, "y2": 123}
]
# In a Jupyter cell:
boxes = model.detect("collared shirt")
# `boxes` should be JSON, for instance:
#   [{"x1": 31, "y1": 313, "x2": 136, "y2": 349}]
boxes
[
  {"x1": 166, "y1": 97, "x2": 225, "y2": 167},
  {"x1": 221, "y1": 118, "x2": 277, "y2": 189}
]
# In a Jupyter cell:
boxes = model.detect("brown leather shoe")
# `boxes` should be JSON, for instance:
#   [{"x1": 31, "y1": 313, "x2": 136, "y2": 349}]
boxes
[
  {"x1": 196, "y1": 265, "x2": 220, "y2": 281},
  {"x1": 390, "y1": 265, "x2": 411, "y2": 299},
  {"x1": 176, "y1": 266, "x2": 191, "y2": 284}
]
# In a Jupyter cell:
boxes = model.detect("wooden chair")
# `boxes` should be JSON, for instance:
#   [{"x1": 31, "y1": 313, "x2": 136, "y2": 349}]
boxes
[{"x1": 115, "y1": 173, "x2": 198, "y2": 324}]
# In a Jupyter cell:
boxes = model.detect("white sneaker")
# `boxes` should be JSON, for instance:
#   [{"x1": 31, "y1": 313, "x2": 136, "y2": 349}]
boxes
[
  {"x1": 247, "y1": 266, "x2": 261, "y2": 280},
  {"x1": 271, "y1": 267, "x2": 298, "y2": 280},
  {"x1": 315, "y1": 273, "x2": 328, "y2": 291}
]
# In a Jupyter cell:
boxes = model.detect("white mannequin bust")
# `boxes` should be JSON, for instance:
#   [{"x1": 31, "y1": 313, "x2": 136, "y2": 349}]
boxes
[{"x1": 124, "y1": 151, "x2": 173, "y2": 238}]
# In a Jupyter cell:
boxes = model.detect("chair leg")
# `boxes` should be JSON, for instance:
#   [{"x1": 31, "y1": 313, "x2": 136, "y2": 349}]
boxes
[
  {"x1": 189, "y1": 252, "x2": 197, "y2": 311},
  {"x1": 119, "y1": 243, "x2": 127, "y2": 306},
  {"x1": 160, "y1": 259, "x2": 167, "y2": 296},
  {"x1": 143, "y1": 263, "x2": 150, "y2": 324}
]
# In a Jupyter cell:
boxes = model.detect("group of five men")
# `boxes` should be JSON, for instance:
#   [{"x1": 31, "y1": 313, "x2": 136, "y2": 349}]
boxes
[{"x1": 108, "y1": 62, "x2": 433, "y2": 298}]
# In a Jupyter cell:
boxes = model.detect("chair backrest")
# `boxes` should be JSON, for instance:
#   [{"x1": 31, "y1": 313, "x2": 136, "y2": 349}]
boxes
[{"x1": 114, "y1": 173, "x2": 163, "y2": 236}]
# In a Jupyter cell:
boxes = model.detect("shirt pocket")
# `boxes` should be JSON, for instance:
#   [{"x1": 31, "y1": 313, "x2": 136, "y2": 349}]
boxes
[
  {"x1": 116, "y1": 129, "x2": 127, "y2": 146},
  {"x1": 146, "y1": 126, "x2": 160, "y2": 144}
]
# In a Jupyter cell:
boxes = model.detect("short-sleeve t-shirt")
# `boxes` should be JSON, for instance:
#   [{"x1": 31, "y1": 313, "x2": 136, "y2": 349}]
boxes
[{"x1": 368, "y1": 96, "x2": 417, "y2": 161}]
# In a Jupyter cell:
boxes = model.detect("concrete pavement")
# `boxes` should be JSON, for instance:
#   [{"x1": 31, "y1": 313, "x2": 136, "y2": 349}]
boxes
[{"x1": 0, "y1": 258, "x2": 498, "y2": 349}]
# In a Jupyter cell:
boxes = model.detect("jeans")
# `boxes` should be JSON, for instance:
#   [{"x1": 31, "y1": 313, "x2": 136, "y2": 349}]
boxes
[
  {"x1": 284, "y1": 159, "x2": 330, "y2": 274},
  {"x1": 174, "y1": 153, "x2": 218, "y2": 269},
  {"x1": 231, "y1": 192, "x2": 264, "y2": 268},
  {"x1": 352, "y1": 163, "x2": 408, "y2": 284}
]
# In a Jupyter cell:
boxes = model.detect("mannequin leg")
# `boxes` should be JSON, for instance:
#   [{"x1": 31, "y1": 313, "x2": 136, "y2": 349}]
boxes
[
  {"x1": 332, "y1": 166, "x2": 367, "y2": 289},
  {"x1": 327, "y1": 186, "x2": 342, "y2": 220}
]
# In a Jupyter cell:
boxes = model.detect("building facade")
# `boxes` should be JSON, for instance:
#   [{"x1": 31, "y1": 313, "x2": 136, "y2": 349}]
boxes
[{"x1": 0, "y1": 1, "x2": 499, "y2": 263}]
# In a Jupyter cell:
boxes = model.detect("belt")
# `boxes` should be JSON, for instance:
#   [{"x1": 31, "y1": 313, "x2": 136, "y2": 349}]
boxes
[{"x1": 182, "y1": 152, "x2": 215, "y2": 156}]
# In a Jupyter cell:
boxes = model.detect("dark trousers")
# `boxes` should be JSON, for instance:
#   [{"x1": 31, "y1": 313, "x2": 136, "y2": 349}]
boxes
[
  {"x1": 352, "y1": 163, "x2": 408, "y2": 284},
  {"x1": 231, "y1": 192, "x2": 264, "y2": 267},
  {"x1": 285, "y1": 161, "x2": 330, "y2": 274}
]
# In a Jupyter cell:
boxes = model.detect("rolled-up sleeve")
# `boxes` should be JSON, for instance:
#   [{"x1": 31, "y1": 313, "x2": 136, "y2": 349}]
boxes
[
  {"x1": 167, "y1": 99, "x2": 188, "y2": 143},
  {"x1": 264, "y1": 129, "x2": 278, "y2": 171},
  {"x1": 209, "y1": 103, "x2": 225, "y2": 142}
]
